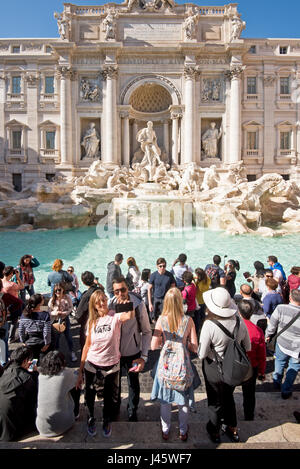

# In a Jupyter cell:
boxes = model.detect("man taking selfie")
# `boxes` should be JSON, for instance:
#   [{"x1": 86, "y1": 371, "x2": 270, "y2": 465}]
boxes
[{"x1": 109, "y1": 277, "x2": 151, "y2": 421}]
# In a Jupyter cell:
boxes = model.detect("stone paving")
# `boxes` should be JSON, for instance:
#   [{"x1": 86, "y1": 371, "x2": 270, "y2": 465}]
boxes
[{"x1": 4, "y1": 315, "x2": 300, "y2": 450}]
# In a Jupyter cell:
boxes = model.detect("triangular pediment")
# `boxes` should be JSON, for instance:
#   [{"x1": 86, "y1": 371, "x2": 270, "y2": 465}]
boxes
[
  {"x1": 5, "y1": 119, "x2": 28, "y2": 128},
  {"x1": 276, "y1": 120, "x2": 295, "y2": 127},
  {"x1": 243, "y1": 120, "x2": 262, "y2": 128},
  {"x1": 39, "y1": 120, "x2": 58, "y2": 128}
]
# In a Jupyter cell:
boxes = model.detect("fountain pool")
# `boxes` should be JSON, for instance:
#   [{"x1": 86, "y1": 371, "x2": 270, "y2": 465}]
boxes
[{"x1": 1, "y1": 226, "x2": 299, "y2": 293}]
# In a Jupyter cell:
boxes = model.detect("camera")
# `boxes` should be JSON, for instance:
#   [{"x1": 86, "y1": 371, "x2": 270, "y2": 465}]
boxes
[{"x1": 115, "y1": 302, "x2": 134, "y2": 314}]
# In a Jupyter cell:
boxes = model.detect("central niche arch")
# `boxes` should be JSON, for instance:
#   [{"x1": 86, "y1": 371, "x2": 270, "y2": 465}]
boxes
[
  {"x1": 120, "y1": 74, "x2": 181, "y2": 106},
  {"x1": 129, "y1": 83, "x2": 172, "y2": 113}
]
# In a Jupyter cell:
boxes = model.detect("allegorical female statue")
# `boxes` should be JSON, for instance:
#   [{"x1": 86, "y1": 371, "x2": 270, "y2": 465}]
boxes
[
  {"x1": 202, "y1": 122, "x2": 222, "y2": 159},
  {"x1": 81, "y1": 123, "x2": 100, "y2": 159}
]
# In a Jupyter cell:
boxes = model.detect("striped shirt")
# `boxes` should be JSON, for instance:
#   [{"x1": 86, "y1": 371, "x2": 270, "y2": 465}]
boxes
[
  {"x1": 19, "y1": 310, "x2": 52, "y2": 346},
  {"x1": 266, "y1": 303, "x2": 300, "y2": 359}
]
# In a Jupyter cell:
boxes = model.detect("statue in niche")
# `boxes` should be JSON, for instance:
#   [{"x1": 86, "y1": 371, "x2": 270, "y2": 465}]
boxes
[
  {"x1": 231, "y1": 15, "x2": 246, "y2": 41},
  {"x1": 202, "y1": 122, "x2": 222, "y2": 159},
  {"x1": 137, "y1": 121, "x2": 162, "y2": 181},
  {"x1": 103, "y1": 9, "x2": 118, "y2": 40},
  {"x1": 81, "y1": 123, "x2": 100, "y2": 159},
  {"x1": 201, "y1": 165, "x2": 220, "y2": 192},
  {"x1": 54, "y1": 12, "x2": 70, "y2": 40},
  {"x1": 183, "y1": 8, "x2": 200, "y2": 40}
]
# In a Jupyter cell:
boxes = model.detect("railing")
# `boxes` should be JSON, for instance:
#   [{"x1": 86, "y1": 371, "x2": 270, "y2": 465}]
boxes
[
  {"x1": 246, "y1": 150, "x2": 259, "y2": 156},
  {"x1": 247, "y1": 94, "x2": 258, "y2": 100},
  {"x1": 280, "y1": 94, "x2": 291, "y2": 100},
  {"x1": 279, "y1": 149, "x2": 292, "y2": 156},
  {"x1": 9, "y1": 149, "x2": 22, "y2": 154},
  {"x1": 73, "y1": 6, "x2": 106, "y2": 15},
  {"x1": 198, "y1": 7, "x2": 225, "y2": 15}
]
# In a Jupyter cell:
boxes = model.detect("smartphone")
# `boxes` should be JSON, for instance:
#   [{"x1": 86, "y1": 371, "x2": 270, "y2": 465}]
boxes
[
  {"x1": 243, "y1": 272, "x2": 251, "y2": 279},
  {"x1": 28, "y1": 358, "x2": 38, "y2": 372},
  {"x1": 129, "y1": 363, "x2": 139, "y2": 372},
  {"x1": 115, "y1": 302, "x2": 134, "y2": 314}
]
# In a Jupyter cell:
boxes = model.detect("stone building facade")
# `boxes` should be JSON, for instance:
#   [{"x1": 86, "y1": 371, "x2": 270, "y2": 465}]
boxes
[{"x1": 1, "y1": 1, "x2": 300, "y2": 191}]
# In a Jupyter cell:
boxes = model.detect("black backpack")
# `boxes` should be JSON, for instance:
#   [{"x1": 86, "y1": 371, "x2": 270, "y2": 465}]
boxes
[{"x1": 210, "y1": 316, "x2": 252, "y2": 386}]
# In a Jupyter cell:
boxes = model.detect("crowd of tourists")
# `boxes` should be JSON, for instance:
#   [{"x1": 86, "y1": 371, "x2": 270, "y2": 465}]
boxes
[{"x1": 0, "y1": 252, "x2": 299, "y2": 443}]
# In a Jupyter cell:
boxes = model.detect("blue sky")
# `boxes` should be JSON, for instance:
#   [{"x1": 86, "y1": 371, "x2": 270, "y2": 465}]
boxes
[{"x1": 0, "y1": 0, "x2": 299, "y2": 39}]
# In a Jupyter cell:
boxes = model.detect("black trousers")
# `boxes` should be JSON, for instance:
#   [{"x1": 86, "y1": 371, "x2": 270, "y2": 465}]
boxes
[
  {"x1": 84, "y1": 368, "x2": 120, "y2": 425},
  {"x1": 118, "y1": 352, "x2": 141, "y2": 417},
  {"x1": 202, "y1": 358, "x2": 237, "y2": 432},
  {"x1": 153, "y1": 298, "x2": 164, "y2": 321},
  {"x1": 242, "y1": 366, "x2": 258, "y2": 420}
]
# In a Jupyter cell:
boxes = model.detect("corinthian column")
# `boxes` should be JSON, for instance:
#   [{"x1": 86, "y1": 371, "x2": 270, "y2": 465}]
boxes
[
  {"x1": 171, "y1": 112, "x2": 182, "y2": 165},
  {"x1": 102, "y1": 65, "x2": 118, "y2": 164},
  {"x1": 57, "y1": 66, "x2": 74, "y2": 165},
  {"x1": 183, "y1": 66, "x2": 198, "y2": 165},
  {"x1": 227, "y1": 65, "x2": 244, "y2": 164},
  {"x1": 121, "y1": 111, "x2": 130, "y2": 167}
]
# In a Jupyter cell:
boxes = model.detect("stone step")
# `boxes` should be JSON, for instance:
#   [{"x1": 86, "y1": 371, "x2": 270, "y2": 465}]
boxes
[
  {"x1": 1, "y1": 392, "x2": 299, "y2": 450},
  {"x1": 3, "y1": 420, "x2": 300, "y2": 450}
]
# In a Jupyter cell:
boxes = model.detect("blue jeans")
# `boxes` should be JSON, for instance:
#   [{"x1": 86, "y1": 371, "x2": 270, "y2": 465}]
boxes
[{"x1": 273, "y1": 343, "x2": 300, "y2": 394}]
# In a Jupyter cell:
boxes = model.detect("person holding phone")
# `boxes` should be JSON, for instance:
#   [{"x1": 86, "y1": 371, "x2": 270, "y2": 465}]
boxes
[
  {"x1": 2, "y1": 266, "x2": 25, "y2": 343},
  {"x1": 76, "y1": 289, "x2": 135, "y2": 438},
  {"x1": 109, "y1": 277, "x2": 152, "y2": 422},
  {"x1": 0, "y1": 346, "x2": 38, "y2": 441}
]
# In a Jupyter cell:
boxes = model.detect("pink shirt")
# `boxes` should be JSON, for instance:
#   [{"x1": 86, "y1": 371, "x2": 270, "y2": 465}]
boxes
[
  {"x1": 86, "y1": 311, "x2": 122, "y2": 367},
  {"x1": 2, "y1": 279, "x2": 20, "y2": 298}
]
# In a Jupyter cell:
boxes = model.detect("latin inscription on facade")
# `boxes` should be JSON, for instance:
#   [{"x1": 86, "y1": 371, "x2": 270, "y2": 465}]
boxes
[{"x1": 123, "y1": 22, "x2": 182, "y2": 41}]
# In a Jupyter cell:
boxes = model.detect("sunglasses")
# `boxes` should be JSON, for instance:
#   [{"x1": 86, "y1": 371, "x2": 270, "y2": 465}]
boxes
[
  {"x1": 113, "y1": 287, "x2": 127, "y2": 295},
  {"x1": 67, "y1": 270, "x2": 73, "y2": 273},
  {"x1": 265, "y1": 275, "x2": 273, "y2": 278},
  {"x1": 55, "y1": 289, "x2": 62, "y2": 293},
  {"x1": 158, "y1": 264, "x2": 166, "y2": 268}
]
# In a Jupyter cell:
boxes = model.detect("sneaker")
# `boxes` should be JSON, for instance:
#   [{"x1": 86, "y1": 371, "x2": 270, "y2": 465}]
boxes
[
  {"x1": 103, "y1": 422, "x2": 112, "y2": 438},
  {"x1": 179, "y1": 425, "x2": 189, "y2": 442},
  {"x1": 128, "y1": 411, "x2": 138, "y2": 422},
  {"x1": 221, "y1": 424, "x2": 240, "y2": 443},
  {"x1": 293, "y1": 411, "x2": 300, "y2": 423},
  {"x1": 71, "y1": 351, "x2": 77, "y2": 362},
  {"x1": 87, "y1": 417, "x2": 97, "y2": 437},
  {"x1": 281, "y1": 392, "x2": 292, "y2": 400},
  {"x1": 206, "y1": 422, "x2": 221, "y2": 444}
]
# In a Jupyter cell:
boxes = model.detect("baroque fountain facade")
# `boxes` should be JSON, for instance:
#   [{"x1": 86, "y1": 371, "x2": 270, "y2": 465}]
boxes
[{"x1": 1, "y1": 1, "x2": 300, "y2": 236}]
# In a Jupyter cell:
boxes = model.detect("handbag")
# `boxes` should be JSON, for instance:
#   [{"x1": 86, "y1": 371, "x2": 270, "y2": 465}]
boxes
[
  {"x1": 267, "y1": 311, "x2": 300, "y2": 353},
  {"x1": 52, "y1": 318, "x2": 66, "y2": 333}
]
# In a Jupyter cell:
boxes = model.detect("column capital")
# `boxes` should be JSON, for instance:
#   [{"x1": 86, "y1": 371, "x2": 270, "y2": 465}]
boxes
[
  {"x1": 171, "y1": 111, "x2": 183, "y2": 120},
  {"x1": 101, "y1": 65, "x2": 118, "y2": 80},
  {"x1": 120, "y1": 110, "x2": 129, "y2": 119},
  {"x1": 183, "y1": 65, "x2": 200, "y2": 80},
  {"x1": 56, "y1": 65, "x2": 76, "y2": 80},
  {"x1": 225, "y1": 65, "x2": 245, "y2": 81}
]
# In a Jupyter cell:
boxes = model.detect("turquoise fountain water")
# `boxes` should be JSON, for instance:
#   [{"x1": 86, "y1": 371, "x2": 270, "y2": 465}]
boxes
[{"x1": 1, "y1": 227, "x2": 299, "y2": 293}]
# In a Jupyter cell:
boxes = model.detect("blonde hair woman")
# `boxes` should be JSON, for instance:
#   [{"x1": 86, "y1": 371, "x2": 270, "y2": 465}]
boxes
[
  {"x1": 47, "y1": 259, "x2": 73, "y2": 295},
  {"x1": 150, "y1": 288, "x2": 198, "y2": 442},
  {"x1": 126, "y1": 257, "x2": 141, "y2": 291},
  {"x1": 76, "y1": 289, "x2": 135, "y2": 439}
]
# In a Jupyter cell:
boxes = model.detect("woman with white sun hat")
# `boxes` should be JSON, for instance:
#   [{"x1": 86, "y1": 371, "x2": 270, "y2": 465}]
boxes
[{"x1": 198, "y1": 287, "x2": 251, "y2": 444}]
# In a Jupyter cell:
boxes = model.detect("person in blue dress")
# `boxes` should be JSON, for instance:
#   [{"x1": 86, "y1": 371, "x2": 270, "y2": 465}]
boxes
[{"x1": 150, "y1": 287, "x2": 198, "y2": 442}]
